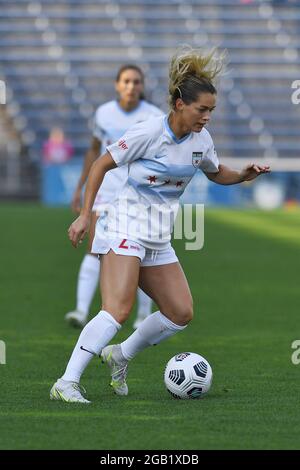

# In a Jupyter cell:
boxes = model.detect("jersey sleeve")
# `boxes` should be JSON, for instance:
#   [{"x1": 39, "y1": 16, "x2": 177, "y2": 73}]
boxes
[
  {"x1": 201, "y1": 136, "x2": 220, "y2": 174},
  {"x1": 93, "y1": 107, "x2": 104, "y2": 141},
  {"x1": 106, "y1": 121, "x2": 152, "y2": 167}
]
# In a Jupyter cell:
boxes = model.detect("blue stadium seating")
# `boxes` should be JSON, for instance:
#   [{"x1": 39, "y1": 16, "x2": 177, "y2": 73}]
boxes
[{"x1": 1, "y1": 0, "x2": 299, "y2": 168}]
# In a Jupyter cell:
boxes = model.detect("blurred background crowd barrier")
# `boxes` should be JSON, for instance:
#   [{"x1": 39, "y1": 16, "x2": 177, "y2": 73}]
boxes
[{"x1": 0, "y1": 0, "x2": 299, "y2": 209}]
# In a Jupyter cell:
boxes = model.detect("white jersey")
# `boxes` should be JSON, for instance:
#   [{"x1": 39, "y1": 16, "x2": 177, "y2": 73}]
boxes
[
  {"x1": 92, "y1": 99, "x2": 163, "y2": 207},
  {"x1": 93, "y1": 115, "x2": 219, "y2": 251}
]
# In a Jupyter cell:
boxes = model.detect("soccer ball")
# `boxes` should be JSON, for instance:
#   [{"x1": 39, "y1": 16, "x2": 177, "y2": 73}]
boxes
[{"x1": 164, "y1": 352, "x2": 212, "y2": 399}]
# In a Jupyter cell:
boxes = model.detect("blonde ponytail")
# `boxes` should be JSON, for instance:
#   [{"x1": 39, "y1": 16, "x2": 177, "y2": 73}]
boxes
[{"x1": 168, "y1": 45, "x2": 227, "y2": 109}]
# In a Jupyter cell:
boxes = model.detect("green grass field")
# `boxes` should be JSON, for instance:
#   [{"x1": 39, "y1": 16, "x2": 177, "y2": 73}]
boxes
[{"x1": 0, "y1": 203, "x2": 300, "y2": 450}]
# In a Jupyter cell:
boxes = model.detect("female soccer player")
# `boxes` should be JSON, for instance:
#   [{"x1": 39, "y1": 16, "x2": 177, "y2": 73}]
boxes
[
  {"x1": 51, "y1": 46, "x2": 270, "y2": 403},
  {"x1": 65, "y1": 64, "x2": 162, "y2": 329}
]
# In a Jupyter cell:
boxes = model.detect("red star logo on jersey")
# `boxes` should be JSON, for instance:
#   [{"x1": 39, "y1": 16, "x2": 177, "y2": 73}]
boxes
[
  {"x1": 148, "y1": 175, "x2": 157, "y2": 184},
  {"x1": 176, "y1": 180, "x2": 184, "y2": 187}
]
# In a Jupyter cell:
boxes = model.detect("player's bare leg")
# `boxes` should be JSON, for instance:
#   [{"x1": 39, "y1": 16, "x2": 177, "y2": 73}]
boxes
[
  {"x1": 100, "y1": 250, "x2": 141, "y2": 395},
  {"x1": 52, "y1": 251, "x2": 140, "y2": 402},
  {"x1": 138, "y1": 262, "x2": 193, "y2": 326},
  {"x1": 103, "y1": 262, "x2": 193, "y2": 395},
  {"x1": 100, "y1": 250, "x2": 140, "y2": 322}
]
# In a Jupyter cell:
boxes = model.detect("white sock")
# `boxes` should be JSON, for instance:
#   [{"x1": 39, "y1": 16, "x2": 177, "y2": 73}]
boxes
[
  {"x1": 120, "y1": 311, "x2": 187, "y2": 361},
  {"x1": 136, "y1": 287, "x2": 152, "y2": 318},
  {"x1": 61, "y1": 310, "x2": 121, "y2": 383},
  {"x1": 76, "y1": 254, "x2": 100, "y2": 316}
]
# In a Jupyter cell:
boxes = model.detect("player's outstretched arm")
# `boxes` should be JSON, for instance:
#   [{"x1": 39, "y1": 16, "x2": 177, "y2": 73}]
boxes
[
  {"x1": 71, "y1": 137, "x2": 102, "y2": 213},
  {"x1": 68, "y1": 152, "x2": 116, "y2": 248},
  {"x1": 206, "y1": 163, "x2": 270, "y2": 185}
]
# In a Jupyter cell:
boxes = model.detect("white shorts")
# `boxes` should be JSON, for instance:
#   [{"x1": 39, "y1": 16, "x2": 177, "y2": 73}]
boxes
[{"x1": 92, "y1": 236, "x2": 178, "y2": 267}]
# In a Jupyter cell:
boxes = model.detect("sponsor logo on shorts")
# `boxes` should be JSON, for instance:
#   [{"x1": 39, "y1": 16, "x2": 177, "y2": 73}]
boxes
[
  {"x1": 119, "y1": 239, "x2": 129, "y2": 249},
  {"x1": 129, "y1": 244, "x2": 141, "y2": 251},
  {"x1": 118, "y1": 239, "x2": 141, "y2": 251}
]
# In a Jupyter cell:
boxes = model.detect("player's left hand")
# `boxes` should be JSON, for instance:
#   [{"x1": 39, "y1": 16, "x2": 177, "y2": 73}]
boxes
[{"x1": 240, "y1": 163, "x2": 271, "y2": 182}]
